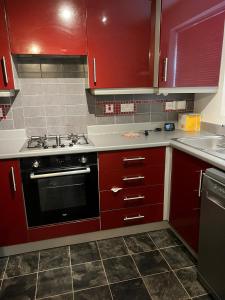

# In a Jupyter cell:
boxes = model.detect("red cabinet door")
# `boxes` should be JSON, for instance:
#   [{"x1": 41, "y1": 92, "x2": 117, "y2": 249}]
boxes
[
  {"x1": 0, "y1": 160, "x2": 27, "y2": 246},
  {"x1": 169, "y1": 149, "x2": 210, "y2": 253},
  {"x1": 0, "y1": 0, "x2": 14, "y2": 90},
  {"x1": 5, "y1": 0, "x2": 87, "y2": 55},
  {"x1": 159, "y1": 0, "x2": 225, "y2": 88},
  {"x1": 86, "y1": 0, "x2": 155, "y2": 88}
]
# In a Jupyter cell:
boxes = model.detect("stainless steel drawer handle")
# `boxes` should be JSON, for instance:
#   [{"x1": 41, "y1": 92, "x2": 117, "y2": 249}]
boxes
[
  {"x1": 30, "y1": 167, "x2": 91, "y2": 179},
  {"x1": 123, "y1": 176, "x2": 145, "y2": 181},
  {"x1": 93, "y1": 58, "x2": 97, "y2": 84},
  {"x1": 198, "y1": 170, "x2": 204, "y2": 197},
  {"x1": 11, "y1": 166, "x2": 17, "y2": 192},
  {"x1": 123, "y1": 157, "x2": 146, "y2": 162},
  {"x1": 124, "y1": 195, "x2": 145, "y2": 201},
  {"x1": 124, "y1": 214, "x2": 145, "y2": 221},
  {"x1": 2, "y1": 56, "x2": 8, "y2": 85},
  {"x1": 163, "y1": 57, "x2": 168, "y2": 82}
]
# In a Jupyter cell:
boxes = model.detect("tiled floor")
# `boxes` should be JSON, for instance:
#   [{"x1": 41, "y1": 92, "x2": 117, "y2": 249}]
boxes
[{"x1": 0, "y1": 229, "x2": 213, "y2": 300}]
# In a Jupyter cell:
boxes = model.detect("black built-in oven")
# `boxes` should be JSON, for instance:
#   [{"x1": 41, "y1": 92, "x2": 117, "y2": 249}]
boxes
[{"x1": 20, "y1": 153, "x2": 99, "y2": 227}]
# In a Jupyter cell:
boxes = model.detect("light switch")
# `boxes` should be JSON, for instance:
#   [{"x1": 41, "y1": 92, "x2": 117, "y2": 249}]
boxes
[
  {"x1": 120, "y1": 103, "x2": 134, "y2": 113},
  {"x1": 105, "y1": 104, "x2": 114, "y2": 114},
  {"x1": 176, "y1": 101, "x2": 186, "y2": 110}
]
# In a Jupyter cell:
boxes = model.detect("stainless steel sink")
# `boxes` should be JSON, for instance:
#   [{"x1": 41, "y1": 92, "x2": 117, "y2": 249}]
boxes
[{"x1": 177, "y1": 136, "x2": 225, "y2": 150}]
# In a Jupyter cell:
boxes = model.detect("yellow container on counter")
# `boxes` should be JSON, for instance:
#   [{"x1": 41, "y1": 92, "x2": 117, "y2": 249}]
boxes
[{"x1": 178, "y1": 113, "x2": 201, "y2": 131}]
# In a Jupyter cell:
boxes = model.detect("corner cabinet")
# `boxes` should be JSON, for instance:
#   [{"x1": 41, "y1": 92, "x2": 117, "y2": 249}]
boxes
[
  {"x1": 159, "y1": 0, "x2": 225, "y2": 88},
  {"x1": 0, "y1": 159, "x2": 27, "y2": 246},
  {"x1": 5, "y1": 0, "x2": 87, "y2": 55},
  {"x1": 99, "y1": 148, "x2": 165, "y2": 230},
  {"x1": 86, "y1": 0, "x2": 156, "y2": 89},
  {"x1": 169, "y1": 149, "x2": 211, "y2": 253},
  {"x1": 0, "y1": 0, "x2": 14, "y2": 90}
]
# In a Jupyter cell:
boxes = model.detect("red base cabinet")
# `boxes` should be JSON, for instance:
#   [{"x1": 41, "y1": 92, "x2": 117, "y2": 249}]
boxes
[
  {"x1": 86, "y1": 0, "x2": 156, "y2": 89},
  {"x1": 99, "y1": 148, "x2": 165, "y2": 230},
  {"x1": 159, "y1": 0, "x2": 225, "y2": 88},
  {"x1": 5, "y1": 0, "x2": 87, "y2": 55},
  {"x1": 0, "y1": 160, "x2": 27, "y2": 246},
  {"x1": 0, "y1": 0, "x2": 14, "y2": 90},
  {"x1": 169, "y1": 149, "x2": 211, "y2": 253}
]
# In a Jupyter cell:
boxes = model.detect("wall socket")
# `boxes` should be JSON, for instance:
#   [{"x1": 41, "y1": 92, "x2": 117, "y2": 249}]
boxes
[
  {"x1": 120, "y1": 103, "x2": 135, "y2": 113},
  {"x1": 105, "y1": 104, "x2": 114, "y2": 114}
]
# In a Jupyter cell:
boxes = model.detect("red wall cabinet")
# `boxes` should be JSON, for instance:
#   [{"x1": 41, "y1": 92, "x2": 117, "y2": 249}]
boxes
[
  {"x1": 159, "y1": 0, "x2": 225, "y2": 88},
  {"x1": 5, "y1": 0, "x2": 87, "y2": 55},
  {"x1": 169, "y1": 149, "x2": 211, "y2": 253},
  {"x1": 86, "y1": 0, "x2": 156, "y2": 89},
  {"x1": 0, "y1": 159, "x2": 27, "y2": 246},
  {"x1": 0, "y1": 0, "x2": 14, "y2": 90}
]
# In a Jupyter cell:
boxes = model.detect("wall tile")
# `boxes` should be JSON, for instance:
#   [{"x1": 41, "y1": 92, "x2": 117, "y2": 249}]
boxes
[
  {"x1": 115, "y1": 115, "x2": 134, "y2": 124},
  {"x1": 25, "y1": 117, "x2": 46, "y2": 128},
  {"x1": 26, "y1": 127, "x2": 47, "y2": 136},
  {"x1": 46, "y1": 116, "x2": 66, "y2": 127},
  {"x1": 45, "y1": 106, "x2": 66, "y2": 117},
  {"x1": 96, "y1": 116, "x2": 115, "y2": 125},
  {"x1": 13, "y1": 108, "x2": 25, "y2": 129},
  {"x1": 136, "y1": 103, "x2": 150, "y2": 113},
  {"x1": 134, "y1": 114, "x2": 150, "y2": 123},
  {"x1": 150, "y1": 102, "x2": 164, "y2": 113},
  {"x1": 0, "y1": 119, "x2": 14, "y2": 130},
  {"x1": 65, "y1": 105, "x2": 88, "y2": 116},
  {"x1": 150, "y1": 112, "x2": 167, "y2": 122},
  {"x1": 24, "y1": 106, "x2": 45, "y2": 118},
  {"x1": 167, "y1": 111, "x2": 178, "y2": 121}
]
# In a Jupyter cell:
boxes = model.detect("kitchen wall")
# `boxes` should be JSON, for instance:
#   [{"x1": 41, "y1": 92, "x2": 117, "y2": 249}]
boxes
[{"x1": 0, "y1": 56, "x2": 194, "y2": 136}]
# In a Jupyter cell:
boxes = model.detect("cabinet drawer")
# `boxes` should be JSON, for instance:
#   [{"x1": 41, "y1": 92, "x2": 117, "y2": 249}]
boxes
[
  {"x1": 99, "y1": 148, "x2": 165, "y2": 172},
  {"x1": 99, "y1": 165, "x2": 164, "y2": 191},
  {"x1": 101, "y1": 204, "x2": 163, "y2": 230},
  {"x1": 100, "y1": 185, "x2": 164, "y2": 211}
]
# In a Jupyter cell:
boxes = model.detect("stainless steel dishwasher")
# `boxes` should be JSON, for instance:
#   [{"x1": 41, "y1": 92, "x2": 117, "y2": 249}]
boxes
[{"x1": 198, "y1": 168, "x2": 225, "y2": 300}]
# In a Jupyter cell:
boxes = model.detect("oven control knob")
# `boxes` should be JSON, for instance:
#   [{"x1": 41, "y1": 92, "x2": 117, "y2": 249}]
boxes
[
  {"x1": 80, "y1": 156, "x2": 87, "y2": 164},
  {"x1": 32, "y1": 160, "x2": 40, "y2": 168}
]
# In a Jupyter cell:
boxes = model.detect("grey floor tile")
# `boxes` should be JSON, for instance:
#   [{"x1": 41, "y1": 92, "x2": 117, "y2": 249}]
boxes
[
  {"x1": 0, "y1": 273, "x2": 36, "y2": 300},
  {"x1": 70, "y1": 242, "x2": 100, "y2": 265},
  {"x1": 103, "y1": 255, "x2": 139, "y2": 284},
  {"x1": 36, "y1": 267, "x2": 72, "y2": 299},
  {"x1": 132, "y1": 250, "x2": 169, "y2": 276},
  {"x1": 175, "y1": 267, "x2": 208, "y2": 297},
  {"x1": 39, "y1": 246, "x2": 70, "y2": 271},
  {"x1": 110, "y1": 278, "x2": 151, "y2": 300},
  {"x1": 5, "y1": 252, "x2": 39, "y2": 278},
  {"x1": 72, "y1": 261, "x2": 107, "y2": 291},
  {"x1": 97, "y1": 237, "x2": 128, "y2": 259},
  {"x1": 41, "y1": 292, "x2": 73, "y2": 300},
  {"x1": 0, "y1": 258, "x2": 7, "y2": 280},
  {"x1": 160, "y1": 246, "x2": 196, "y2": 269},
  {"x1": 74, "y1": 285, "x2": 112, "y2": 300},
  {"x1": 144, "y1": 271, "x2": 189, "y2": 300},
  {"x1": 124, "y1": 233, "x2": 156, "y2": 254},
  {"x1": 149, "y1": 229, "x2": 182, "y2": 249}
]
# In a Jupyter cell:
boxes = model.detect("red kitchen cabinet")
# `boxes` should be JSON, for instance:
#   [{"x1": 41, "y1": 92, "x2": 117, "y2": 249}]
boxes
[
  {"x1": 159, "y1": 0, "x2": 225, "y2": 88},
  {"x1": 86, "y1": 0, "x2": 156, "y2": 89},
  {"x1": 5, "y1": 0, "x2": 87, "y2": 55},
  {"x1": 0, "y1": 0, "x2": 14, "y2": 90},
  {"x1": 0, "y1": 159, "x2": 27, "y2": 246},
  {"x1": 170, "y1": 149, "x2": 211, "y2": 253}
]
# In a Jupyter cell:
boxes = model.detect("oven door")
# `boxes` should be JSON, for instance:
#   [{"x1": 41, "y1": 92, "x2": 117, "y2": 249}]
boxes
[{"x1": 25, "y1": 166, "x2": 99, "y2": 227}]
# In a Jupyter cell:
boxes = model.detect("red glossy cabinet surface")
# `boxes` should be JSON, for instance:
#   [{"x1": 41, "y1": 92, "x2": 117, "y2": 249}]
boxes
[
  {"x1": 0, "y1": 159, "x2": 27, "y2": 246},
  {"x1": 0, "y1": 0, "x2": 14, "y2": 90},
  {"x1": 5, "y1": 0, "x2": 87, "y2": 55},
  {"x1": 159, "y1": 0, "x2": 225, "y2": 87},
  {"x1": 170, "y1": 149, "x2": 211, "y2": 253},
  {"x1": 86, "y1": 0, "x2": 156, "y2": 88}
]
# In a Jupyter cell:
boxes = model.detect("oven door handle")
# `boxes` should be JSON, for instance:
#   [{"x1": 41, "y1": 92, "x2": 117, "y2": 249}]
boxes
[{"x1": 30, "y1": 167, "x2": 91, "y2": 179}]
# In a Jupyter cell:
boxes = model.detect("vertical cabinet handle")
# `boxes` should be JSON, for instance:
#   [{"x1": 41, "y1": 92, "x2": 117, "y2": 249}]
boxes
[
  {"x1": 93, "y1": 58, "x2": 97, "y2": 85},
  {"x1": 11, "y1": 167, "x2": 17, "y2": 192},
  {"x1": 163, "y1": 57, "x2": 168, "y2": 82},
  {"x1": 198, "y1": 170, "x2": 203, "y2": 197},
  {"x1": 2, "y1": 56, "x2": 9, "y2": 85}
]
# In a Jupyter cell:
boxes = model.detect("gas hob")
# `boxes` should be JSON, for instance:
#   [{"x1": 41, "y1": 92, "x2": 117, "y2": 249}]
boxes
[{"x1": 26, "y1": 133, "x2": 90, "y2": 150}]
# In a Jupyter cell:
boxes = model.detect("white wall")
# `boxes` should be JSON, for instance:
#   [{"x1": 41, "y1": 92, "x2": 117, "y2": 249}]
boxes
[{"x1": 194, "y1": 26, "x2": 225, "y2": 125}]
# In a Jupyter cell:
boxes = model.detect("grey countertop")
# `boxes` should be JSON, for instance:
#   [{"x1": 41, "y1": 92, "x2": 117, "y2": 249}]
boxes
[{"x1": 0, "y1": 127, "x2": 225, "y2": 171}]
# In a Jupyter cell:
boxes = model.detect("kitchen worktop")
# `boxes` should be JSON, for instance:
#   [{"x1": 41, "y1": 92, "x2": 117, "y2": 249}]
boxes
[{"x1": 0, "y1": 125, "x2": 225, "y2": 171}]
